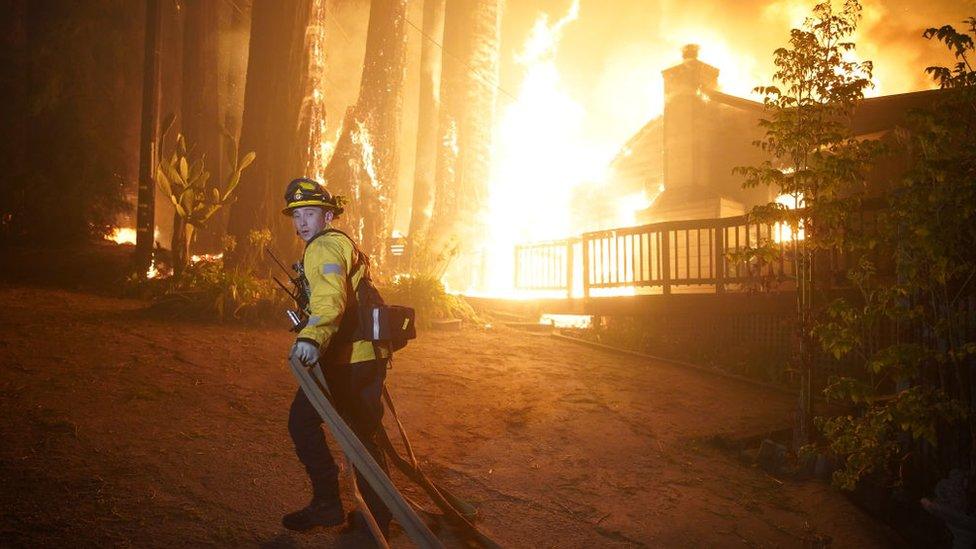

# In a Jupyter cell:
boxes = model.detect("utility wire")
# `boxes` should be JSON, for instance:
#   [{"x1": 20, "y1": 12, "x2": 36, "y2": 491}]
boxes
[
  {"x1": 403, "y1": 16, "x2": 519, "y2": 103},
  {"x1": 318, "y1": 7, "x2": 520, "y2": 105}
]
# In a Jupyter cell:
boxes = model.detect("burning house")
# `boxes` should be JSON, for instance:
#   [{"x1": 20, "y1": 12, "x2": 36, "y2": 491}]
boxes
[{"x1": 600, "y1": 44, "x2": 943, "y2": 227}]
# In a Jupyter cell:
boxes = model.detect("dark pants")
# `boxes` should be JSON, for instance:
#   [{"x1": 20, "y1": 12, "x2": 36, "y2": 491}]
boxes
[{"x1": 288, "y1": 358, "x2": 391, "y2": 528}]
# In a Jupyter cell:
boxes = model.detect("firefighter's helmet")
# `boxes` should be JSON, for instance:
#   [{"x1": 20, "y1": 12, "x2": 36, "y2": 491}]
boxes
[{"x1": 281, "y1": 178, "x2": 344, "y2": 217}]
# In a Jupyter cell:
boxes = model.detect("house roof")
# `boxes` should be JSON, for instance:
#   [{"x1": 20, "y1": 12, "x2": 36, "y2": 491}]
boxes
[
  {"x1": 851, "y1": 88, "x2": 943, "y2": 135},
  {"x1": 705, "y1": 86, "x2": 944, "y2": 135}
]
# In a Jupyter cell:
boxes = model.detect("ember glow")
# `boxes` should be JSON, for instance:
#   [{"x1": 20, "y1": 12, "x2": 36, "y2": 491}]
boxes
[
  {"x1": 146, "y1": 258, "x2": 161, "y2": 279},
  {"x1": 105, "y1": 227, "x2": 137, "y2": 245},
  {"x1": 190, "y1": 253, "x2": 224, "y2": 264},
  {"x1": 615, "y1": 191, "x2": 654, "y2": 228},
  {"x1": 352, "y1": 120, "x2": 380, "y2": 195}
]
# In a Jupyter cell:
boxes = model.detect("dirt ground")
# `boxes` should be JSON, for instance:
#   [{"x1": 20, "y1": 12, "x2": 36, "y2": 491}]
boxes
[{"x1": 0, "y1": 283, "x2": 899, "y2": 547}]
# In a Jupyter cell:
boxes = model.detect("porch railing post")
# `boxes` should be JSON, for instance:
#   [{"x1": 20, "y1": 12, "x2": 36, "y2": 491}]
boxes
[
  {"x1": 661, "y1": 230, "x2": 671, "y2": 295},
  {"x1": 513, "y1": 245, "x2": 521, "y2": 290},
  {"x1": 566, "y1": 239, "x2": 574, "y2": 298},
  {"x1": 582, "y1": 236, "x2": 590, "y2": 298},
  {"x1": 714, "y1": 224, "x2": 725, "y2": 293}
]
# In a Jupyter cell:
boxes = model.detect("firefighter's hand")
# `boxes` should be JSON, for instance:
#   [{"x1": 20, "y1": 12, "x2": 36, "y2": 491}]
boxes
[{"x1": 291, "y1": 340, "x2": 320, "y2": 366}]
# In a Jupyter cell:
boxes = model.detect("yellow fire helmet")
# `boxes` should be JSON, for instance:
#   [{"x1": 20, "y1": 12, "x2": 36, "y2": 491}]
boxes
[{"x1": 282, "y1": 177, "x2": 345, "y2": 217}]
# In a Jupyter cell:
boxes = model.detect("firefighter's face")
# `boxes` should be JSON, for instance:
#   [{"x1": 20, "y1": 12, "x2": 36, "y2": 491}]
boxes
[{"x1": 292, "y1": 206, "x2": 332, "y2": 242}]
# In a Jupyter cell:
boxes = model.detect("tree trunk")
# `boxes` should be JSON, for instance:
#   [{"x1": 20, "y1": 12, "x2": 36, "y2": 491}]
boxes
[
  {"x1": 323, "y1": 0, "x2": 408, "y2": 274},
  {"x1": 136, "y1": 0, "x2": 163, "y2": 273},
  {"x1": 181, "y1": 0, "x2": 222, "y2": 251},
  {"x1": 427, "y1": 0, "x2": 501, "y2": 289},
  {"x1": 406, "y1": 0, "x2": 445, "y2": 272},
  {"x1": 226, "y1": 0, "x2": 312, "y2": 264},
  {"x1": 300, "y1": 0, "x2": 328, "y2": 182}
]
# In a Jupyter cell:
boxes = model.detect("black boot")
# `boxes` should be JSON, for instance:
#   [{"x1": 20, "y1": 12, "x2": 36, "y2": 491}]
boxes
[{"x1": 282, "y1": 498, "x2": 345, "y2": 532}]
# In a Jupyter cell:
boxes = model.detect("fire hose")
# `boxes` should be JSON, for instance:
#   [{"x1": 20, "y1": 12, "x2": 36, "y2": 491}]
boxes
[
  {"x1": 289, "y1": 355, "x2": 442, "y2": 548},
  {"x1": 289, "y1": 355, "x2": 502, "y2": 548}
]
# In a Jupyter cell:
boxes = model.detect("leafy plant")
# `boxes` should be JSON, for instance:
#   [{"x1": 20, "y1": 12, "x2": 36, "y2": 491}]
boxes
[
  {"x1": 383, "y1": 273, "x2": 480, "y2": 328},
  {"x1": 162, "y1": 257, "x2": 264, "y2": 318},
  {"x1": 126, "y1": 227, "x2": 284, "y2": 322},
  {"x1": 154, "y1": 114, "x2": 255, "y2": 278},
  {"x1": 811, "y1": 18, "x2": 976, "y2": 492},
  {"x1": 734, "y1": 0, "x2": 881, "y2": 446}
]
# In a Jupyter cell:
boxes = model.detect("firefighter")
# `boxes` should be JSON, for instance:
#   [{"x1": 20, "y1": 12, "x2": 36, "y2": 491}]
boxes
[{"x1": 281, "y1": 177, "x2": 391, "y2": 537}]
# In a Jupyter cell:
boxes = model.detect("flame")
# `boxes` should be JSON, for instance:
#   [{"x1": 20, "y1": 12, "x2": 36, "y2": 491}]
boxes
[
  {"x1": 615, "y1": 191, "x2": 653, "y2": 228},
  {"x1": 666, "y1": 29, "x2": 764, "y2": 101},
  {"x1": 190, "y1": 253, "x2": 224, "y2": 264},
  {"x1": 351, "y1": 120, "x2": 380, "y2": 195},
  {"x1": 773, "y1": 192, "x2": 805, "y2": 243},
  {"x1": 105, "y1": 227, "x2": 136, "y2": 245},
  {"x1": 146, "y1": 258, "x2": 160, "y2": 279},
  {"x1": 304, "y1": 0, "x2": 330, "y2": 180},
  {"x1": 482, "y1": 0, "x2": 617, "y2": 296}
]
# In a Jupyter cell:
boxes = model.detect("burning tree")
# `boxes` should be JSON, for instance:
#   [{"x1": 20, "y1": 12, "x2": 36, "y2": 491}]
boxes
[
  {"x1": 424, "y1": 0, "x2": 503, "y2": 287},
  {"x1": 322, "y1": 0, "x2": 408, "y2": 273},
  {"x1": 406, "y1": 0, "x2": 446, "y2": 273}
]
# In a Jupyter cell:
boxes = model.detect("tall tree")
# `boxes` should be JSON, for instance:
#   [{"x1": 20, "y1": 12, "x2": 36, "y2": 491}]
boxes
[
  {"x1": 300, "y1": 0, "x2": 329, "y2": 182},
  {"x1": 406, "y1": 0, "x2": 446, "y2": 271},
  {"x1": 734, "y1": 0, "x2": 877, "y2": 448},
  {"x1": 226, "y1": 0, "x2": 313, "y2": 261},
  {"x1": 180, "y1": 0, "x2": 222, "y2": 250},
  {"x1": 323, "y1": 0, "x2": 408, "y2": 271},
  {"x1": 136, "y1": 0, "x2": 163, "y2": 271},
  {"x1": 426, "y1": 0, "x2": 502, "y2": 288},
  {"x1": 0, "y1": 0, "x2": 28, "y2": 245},
  {"x1": 813, "y1": 18, "x2": 975, "y2": 499}
]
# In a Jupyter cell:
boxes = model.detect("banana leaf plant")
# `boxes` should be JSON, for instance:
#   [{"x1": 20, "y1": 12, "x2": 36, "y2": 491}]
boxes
[{"x1": 155, "y1": 113, "x2": 256, "y2": 278}]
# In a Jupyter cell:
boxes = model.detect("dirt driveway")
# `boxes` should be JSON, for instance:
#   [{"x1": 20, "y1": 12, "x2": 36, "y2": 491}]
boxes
[{"x1": 0, "y1": 284, "x2": 895, "y2": 547}]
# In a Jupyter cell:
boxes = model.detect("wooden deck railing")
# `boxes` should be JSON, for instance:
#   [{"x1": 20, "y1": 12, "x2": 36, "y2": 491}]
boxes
[{"x1": 514, "y1": 214, "x2": 797, "y2": 297}]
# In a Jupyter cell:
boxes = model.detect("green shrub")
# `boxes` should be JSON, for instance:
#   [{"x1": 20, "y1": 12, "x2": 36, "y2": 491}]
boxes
[
  {"x1": 382, "y1": 273, "x2": 481, "y2": 328},
  {"x1": 128, "y1": 229, "x2": 287, "y2": 322}
]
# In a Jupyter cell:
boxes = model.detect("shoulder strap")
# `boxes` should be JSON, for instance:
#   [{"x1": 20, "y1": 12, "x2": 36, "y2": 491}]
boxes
[{"x1": 322, "y1": 228, "x2": 370, "y2": 286}]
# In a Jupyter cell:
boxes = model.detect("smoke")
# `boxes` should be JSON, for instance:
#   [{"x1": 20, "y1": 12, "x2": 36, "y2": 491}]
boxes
[{"x1": 500, "y1": 0, "x2": 972, "y2": 156}]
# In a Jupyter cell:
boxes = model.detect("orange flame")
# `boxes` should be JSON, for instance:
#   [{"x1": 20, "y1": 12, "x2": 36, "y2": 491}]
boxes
[
  {"x1": 105, "y1": 227, "x2": 137, "y2": 245},
  {"x1": 773, "y1": 193, "x2": 805, "y2": 243}
]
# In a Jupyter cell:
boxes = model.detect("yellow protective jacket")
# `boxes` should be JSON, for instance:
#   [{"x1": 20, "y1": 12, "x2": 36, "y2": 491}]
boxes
[{"x1": 295, "y1": 229, "x2": 387, "y2": 365}]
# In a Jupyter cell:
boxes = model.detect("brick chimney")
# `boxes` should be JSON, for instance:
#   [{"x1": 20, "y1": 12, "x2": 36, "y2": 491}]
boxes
[{"x1": 661, "y1": 44, "x2": 719, "y2": 195}]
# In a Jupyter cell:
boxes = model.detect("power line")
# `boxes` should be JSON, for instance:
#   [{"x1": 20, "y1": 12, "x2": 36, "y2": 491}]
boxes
[
  {"x1": 403, "y1": 16, "x2": 519, "y2": 104},
  {"x1": 318, "y1": 5, "x2": 520, "y2": 105}
]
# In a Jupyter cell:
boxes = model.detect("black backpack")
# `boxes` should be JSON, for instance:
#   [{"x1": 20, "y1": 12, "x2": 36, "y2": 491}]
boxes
[{"x1": 321, "y1": 229, "x2": 416, "y2": 353}]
